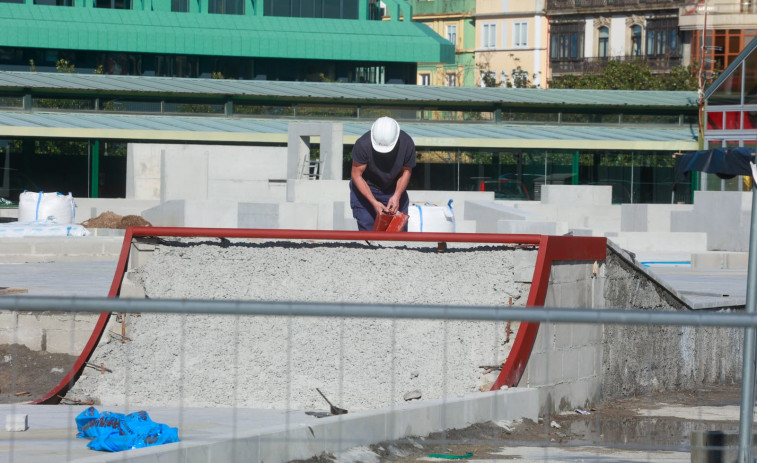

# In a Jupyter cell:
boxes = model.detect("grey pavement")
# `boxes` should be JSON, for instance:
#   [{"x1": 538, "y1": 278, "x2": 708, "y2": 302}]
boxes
[{"x1": 0, "y1": 261, "x2": 118, "y2": 297}]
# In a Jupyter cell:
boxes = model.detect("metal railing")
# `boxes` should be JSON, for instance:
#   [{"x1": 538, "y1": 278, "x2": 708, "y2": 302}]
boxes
[
  {"x1": 2, "y1": 296, "x2": 756, "y2": 462},
  {"x1": 550, "y1": 54, "x2": 682, "y2": 75},
  {"x1": 547, "y1": 0, "x2": 686, "y2": 10}
]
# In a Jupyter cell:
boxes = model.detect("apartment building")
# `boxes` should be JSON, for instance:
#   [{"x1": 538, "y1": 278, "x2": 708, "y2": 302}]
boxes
[
  {"x1": 474, "y1": 0, "x2": 548, "y2": 87},
  {"x1": 545, "y1": 0, "x2": 685, "y2": 81},
  {"x1": 679, "y1": 0, "x2": 757, "y2": 79},
  {"x1": 408, "y1": 0, "x2": 476, "y2": 87}
]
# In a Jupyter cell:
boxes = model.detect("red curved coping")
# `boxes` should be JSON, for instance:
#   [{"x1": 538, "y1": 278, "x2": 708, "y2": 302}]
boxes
[{"x1": 33, "y1": 228, "x2": 605, "y2": 404}]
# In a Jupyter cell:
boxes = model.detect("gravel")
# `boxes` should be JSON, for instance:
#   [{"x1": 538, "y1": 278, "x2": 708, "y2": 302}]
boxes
[{"x1": 67, "y1": 239, "x2": 534, "y2": 411}]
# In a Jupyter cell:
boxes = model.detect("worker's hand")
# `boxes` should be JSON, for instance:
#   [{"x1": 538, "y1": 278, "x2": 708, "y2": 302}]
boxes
[
  {"x1": 373, "y1": 201, "x2": 388, "y2": 214},
  {"x1": 386, "y1": 196, "x2": 399, "y2": 213}
]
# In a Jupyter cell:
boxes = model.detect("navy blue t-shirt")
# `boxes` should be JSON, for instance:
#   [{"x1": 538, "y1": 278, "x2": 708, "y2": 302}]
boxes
[{"x1": 351, "y1": 130, "x2": 416, "y2": 193}]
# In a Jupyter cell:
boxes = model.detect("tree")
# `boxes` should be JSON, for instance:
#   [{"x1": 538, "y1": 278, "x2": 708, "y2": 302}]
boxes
[{"x1": 549, "y1": 59, "x2": 703, "y2": 91}]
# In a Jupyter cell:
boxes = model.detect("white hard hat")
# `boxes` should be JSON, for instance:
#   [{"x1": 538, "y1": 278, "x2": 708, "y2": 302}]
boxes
[{"x1": 370, "y1": 117, "x2": 400, "y2": 153}]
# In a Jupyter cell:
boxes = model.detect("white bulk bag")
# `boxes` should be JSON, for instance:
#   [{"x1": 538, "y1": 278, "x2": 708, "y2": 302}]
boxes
[
  {"x1": 18, "y1": 191, "x2": 75, "y2": 224},
  {"x1": 408, "y1": 199, "x2": 455, "y2": 232}
]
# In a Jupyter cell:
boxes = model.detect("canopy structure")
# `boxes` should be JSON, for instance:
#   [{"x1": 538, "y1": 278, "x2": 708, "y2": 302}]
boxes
[{"x1": 675, "y1": 147, "x2": 756, "y2": 181}]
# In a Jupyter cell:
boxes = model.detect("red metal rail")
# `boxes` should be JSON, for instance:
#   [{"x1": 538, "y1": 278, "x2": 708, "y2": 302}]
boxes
[{"x1": 33, "y1": 228, "x2": 606, "y2": 404}]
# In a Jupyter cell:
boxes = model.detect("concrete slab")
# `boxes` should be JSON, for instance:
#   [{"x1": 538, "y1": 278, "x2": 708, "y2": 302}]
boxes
[
  {"x1": 1, "y1": 388, "x2": 539, "y2": 463},
  {"x1": 0, "y1": 261, "x2": 118, "y2": 297}
]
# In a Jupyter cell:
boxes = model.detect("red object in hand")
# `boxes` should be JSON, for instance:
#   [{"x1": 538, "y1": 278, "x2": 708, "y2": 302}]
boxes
[{"x1": 373, "y1": 211, "x2": 409, "y2": 232}]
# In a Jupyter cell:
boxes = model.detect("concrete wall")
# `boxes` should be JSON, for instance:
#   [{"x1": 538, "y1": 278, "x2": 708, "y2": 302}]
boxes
[
  {"x1": 522, "y1": 261, "x2": 602, "y2": 414},
  {"x1": 522, "y1": 240, "x2": 744, "y2": 414},
  {"x1": 621, "y1": 203, "x2": 694, "y2": 233},
  {"x1": 671, "y1": 191, "x2": 752, "y2": 251},
  {"x1": 598, "y1": 245, "x2": 743, "y2": 401},
  {"x1": 126, "y1": 143, "x2": 288, "y2": 202},
  {"x1": 0, "y1": 311, "x2": 100, "y2": 355},
  {"x1": 0, "y1": 237, "x2": 123, "y2": 263}
]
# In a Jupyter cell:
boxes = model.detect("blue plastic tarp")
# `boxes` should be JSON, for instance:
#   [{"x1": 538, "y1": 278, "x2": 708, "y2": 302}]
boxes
[{"x1": 75, "y1": 407, "x2": 180, "y2": 452}]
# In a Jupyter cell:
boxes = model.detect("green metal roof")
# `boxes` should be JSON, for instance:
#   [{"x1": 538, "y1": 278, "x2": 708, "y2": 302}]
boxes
[
  {"x1": 0, "y1": 4, "x2": 453, "y2": 63},
  {"x1": 0, "y1": 71, "x2": 698, "y2": 110},
  {"x1": 0, "y1": 110, "x2": 698, "y2": 151}
]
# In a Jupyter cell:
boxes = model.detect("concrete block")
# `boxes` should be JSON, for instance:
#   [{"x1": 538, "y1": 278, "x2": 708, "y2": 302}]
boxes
[
  {"x1": 575, "y1": 346, "x2": 598, "y2": 379},
  {"x1": 554, "y1": 324, "x2": 572, "y2": 350},
  {"x1": 541, "y1": 185, "x2": 612, "y2": 206},
  {"x1": 279, "y1": 203, "x2": 318, "y2": 229},
  {"x1": 142, "y1": 200, "x2": 188, "y2": 227},
  {"x1": 388, "y1": 399, "x2": 441, "y2": 440},
  {"x1": 544, "y1": 282, "x2": 561, "y2": 308},
  {"x1": 209, "y1": 146, "x2": 287, "y2": 182},
  {"x1": 454, "y1": 220, "x2": 477, "y2": 233},
  {"x1": 286, "y1": 179, "x2": 349, "y2": 204},
  {"x1": 163, "y1": 149, "x2": 210, "y2": 201},
  {"x1": 692, "y1": 252, "x2": 749, "y2": 269},
  {"x1": 524, "y1": 351, "x2": 557, "y2": 387},
  {"x1": 513, "y1": 249, "x2": 537, "y2": 283},
  {"x1": 568, "y1": 228, "x2": 594, "y2": 236},
  {"x1": 332, "y1": 410, "x2": 388, "y2": 452},
  {"x1": 208, "y1": 179, "x2": 283, "y2": 202},
  {"x1": 464, "y1": 200, "x2": 543, "y2": 234},
  {"x1": 671, "y1": 191, "x2": 751, "y2": 252},
  {"x1": 607, "y1": 232, "x2": 707, "y2": 253},
  {"x1": 259, "y1": 426, "x2": 319, "y2": 461},
  {"x1": 5, "y1": 414, "x2": 28, "y2": 431},
  {"x1": 238, "y1": 203, "x2": 279, "y2": 229},
  {"x1": 44, "y1": 329, "x2": 90, "y2": 355},
  {"x1": 497, "y1": 220, "x2": 557, "y2": 235},
  {"x1": 572, "y1": 323, "x2": 601, "y2": 347}
]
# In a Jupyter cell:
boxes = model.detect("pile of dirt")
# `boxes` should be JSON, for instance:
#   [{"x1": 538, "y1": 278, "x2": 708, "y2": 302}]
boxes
[
  {"x1": 0, "y1": 344, "x2": 78, "y2": 404},
  {"x1": 81, "y1": 211, "x2": 151, "y2": 229}
]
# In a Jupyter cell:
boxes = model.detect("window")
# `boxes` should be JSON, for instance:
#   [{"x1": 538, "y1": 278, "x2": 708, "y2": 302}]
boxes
[
  {"x1": 446, "y1": 73, "x2": 457, "y2": 87},
  {"x1": 514, "y1": 21, "x2": 528, "y2": 48},
  {"x1": 598, "y1": 26, "x2": 609, "y2": 58},
  {"x1": 550, "y1": 22, "x2": 584, "y2": 59},
  {"x1": 482, "y1": 23, "x2": 497, "y2": 49},
  {"x1": 171, "y1": 0, "x2": 188, "y2": 11},
  {"x1": 209, "y1": 0, "x2": 243, "y2": 14},
  {"x1": 266, "y1": 0, "x2": 360, "y2": 19},
  {"x1": 95, "y1": 0, "x2": 130, "y2": 8},
  {"x1": 645, "y1": 18, "x2": 679, "y2": 56},
  {"x1": 34, "y1": 0, "x2": 74, "y2": 6},
  {"x1": 419, "y1": 74, "x2": 430, "y2": 86},
  {"x1": 446, "y1": 24, "x2": 457, "y2": 47},
  {"x1": 631, "y1": 25, "x2": 642, "y2": 56}
]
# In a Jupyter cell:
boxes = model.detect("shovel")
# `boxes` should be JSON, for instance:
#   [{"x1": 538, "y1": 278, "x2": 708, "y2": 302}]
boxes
[{"x1": 316, "y1": 388, "x2": 348, "y2": 415}]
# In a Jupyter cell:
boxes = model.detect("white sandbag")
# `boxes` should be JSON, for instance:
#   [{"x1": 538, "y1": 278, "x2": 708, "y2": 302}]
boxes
[
  {"x1": 0, "y1": 222, "x2": 90, "y2": 237},
  {"x1": 18, "y1": 191, "x2": 75, "y2": 224},
  {"x1": 408, "y1": 199, "x2": 455, "y2": 232}
]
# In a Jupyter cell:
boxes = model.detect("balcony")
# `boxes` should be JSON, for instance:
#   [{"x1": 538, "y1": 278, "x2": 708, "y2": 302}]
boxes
[
  {"x1": 546, "y1": 0, "x2": 685, "y2": 12},
  {"x1": 550, "y1": 54, "x2": 682, "y2": 75}
]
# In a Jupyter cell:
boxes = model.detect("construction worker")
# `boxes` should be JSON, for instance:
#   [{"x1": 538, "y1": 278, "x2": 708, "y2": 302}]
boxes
[{"x1": 350, "y1": 116, "x2": 416, "y2": 231}]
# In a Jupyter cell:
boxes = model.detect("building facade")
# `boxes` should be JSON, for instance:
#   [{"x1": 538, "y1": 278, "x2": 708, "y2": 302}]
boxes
[
  {"x1": 0, "y1": 0, "x2": 453, "y2": 83},
  {"x1": 473, "y1": 0, "x2": 548, "y2": 88},
  {"x1": 679, "y1": 0, "x2": 757, "y2": 80},
  {"x1": 409, "y1": 0, "x2": 476, "y2": 87},
  {"x1": 545, "y1": 0, "x2": 685, "y2": 81}
]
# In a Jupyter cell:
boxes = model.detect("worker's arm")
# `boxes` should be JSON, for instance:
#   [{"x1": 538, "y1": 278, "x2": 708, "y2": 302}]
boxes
[
  {"x1": 387, "y1": 166, "x2": 412, "y2": 213},
  {"x1": 351, "y1": 161, "x2": 387, "y2": 214}
]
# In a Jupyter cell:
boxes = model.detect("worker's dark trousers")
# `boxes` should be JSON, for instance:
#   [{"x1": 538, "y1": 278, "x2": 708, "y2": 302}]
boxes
[{"x1": 349, "y1": 181, "x2": 409, "y2": 231}]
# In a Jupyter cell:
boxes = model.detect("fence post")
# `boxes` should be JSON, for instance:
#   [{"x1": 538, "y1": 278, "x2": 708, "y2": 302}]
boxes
[{"x1": 738, "y1": 181, "x2": 757, "y2": 463}]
